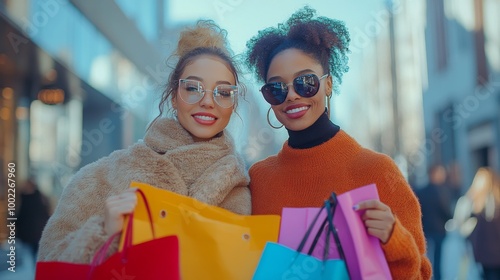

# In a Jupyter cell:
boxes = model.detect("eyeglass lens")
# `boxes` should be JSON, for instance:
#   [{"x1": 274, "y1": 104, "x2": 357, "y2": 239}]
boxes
[
  {"x1": 178, "y1": 79, "x2": 238, "y2": 108},
  {"x1": 261, "y1": 74, "x2": 325, "y2": 105}
]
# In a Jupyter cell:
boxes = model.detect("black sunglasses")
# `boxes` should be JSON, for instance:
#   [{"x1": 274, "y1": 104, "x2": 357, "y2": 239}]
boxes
[{"x1": 260, "y1": 73, "x2": 329, "y2": 105}]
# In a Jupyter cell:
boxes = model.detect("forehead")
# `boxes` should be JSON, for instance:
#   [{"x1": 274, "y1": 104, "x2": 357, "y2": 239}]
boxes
[
  {"x1": 267, "y1": 48, "x2": 322, "y2": 80},
  {"x1": 181, "y1": 55, "x2": 236, "y2": 84}
]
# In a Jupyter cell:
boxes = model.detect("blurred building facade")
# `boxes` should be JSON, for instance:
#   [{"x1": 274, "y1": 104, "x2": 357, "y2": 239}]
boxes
[
  {"x1": 423, "y1": 0, "x2": 500, "y2": 191},
  {"x1": 344, "y1": 0, "x2": 428, "y2": 186},
  {"x1": 0, "y1": 0, "x2": 272, "y2": 244},
  {"x1": 0, "y1": 0, "x2": 182, "y2": 240},
  {"x1": 348, "y1": 0, "x2": 500, "y2": 189}
]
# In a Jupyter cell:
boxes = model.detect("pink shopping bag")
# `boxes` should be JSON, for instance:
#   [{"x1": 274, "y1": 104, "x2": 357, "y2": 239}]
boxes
[{"x1": 278, "y1": 184, "x2": 392, "y2": 280}]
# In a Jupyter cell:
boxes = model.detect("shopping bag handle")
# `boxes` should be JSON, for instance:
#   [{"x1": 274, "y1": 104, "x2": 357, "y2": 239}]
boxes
[
  {"x1": 122, "y1": 188, "x2": 155, "y2": 262},
  {"x1": 305, "y1": 193, "x2": 346, "y2": 261},
  {"x1": 324, "y1": 193, "x2": 347, "y2": 262},
  {"x1": 295, "y1": 193, "x2": 351, "y2": 277},
  {"x1": 124, "y1": 188, "x2": 156, "y2": 247},
  {"x1": 296, "y1": 204, "x2": 327, "y2": 254},
  {"x1": 306, "y1": 200, "x2": 330, "y2": 256},
  {"x1": 89, "y1": 188, "x2": 156, "y2": 268},
  {"x1": 325, "y1": 193, "x2": 350, "y2": 277},
  {"x1": 295, "y1": 193, "x2": 339, "y2": 257}
]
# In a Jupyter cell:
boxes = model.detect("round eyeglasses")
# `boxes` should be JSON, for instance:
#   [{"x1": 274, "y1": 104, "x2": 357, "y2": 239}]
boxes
[{"x1": 178, "y1": 79, "x2": 238, "y2": 108}]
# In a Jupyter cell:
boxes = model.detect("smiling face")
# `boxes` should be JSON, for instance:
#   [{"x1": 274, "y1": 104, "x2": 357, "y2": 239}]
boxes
[
  {"x1": 172, "y1": 54, "x2": 236, "y2": 141},
  {"x1": 266, "y1": 48, "x2": 332, "y2": 131}
]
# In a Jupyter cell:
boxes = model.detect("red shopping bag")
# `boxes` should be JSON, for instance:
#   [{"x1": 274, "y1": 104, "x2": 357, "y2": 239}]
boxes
[
  {"x1": 35, "y1": 189, "x2": 180, "y2": 280},
  {"x1": 278, "y1": 184, "x2": 392, "y2": 280}
]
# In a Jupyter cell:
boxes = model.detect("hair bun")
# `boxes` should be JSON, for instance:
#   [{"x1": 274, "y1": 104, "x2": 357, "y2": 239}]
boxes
[{"x1": 175, "y1": 20, "x2": 231, "y2": 58}]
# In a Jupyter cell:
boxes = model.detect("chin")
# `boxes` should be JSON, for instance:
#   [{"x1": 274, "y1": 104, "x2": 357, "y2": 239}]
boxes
[
  {"x1": 282, "y1": 123, "x2": 305, "y2": 131},
  {"x1": 193, "y1": 134, "x2": 212, "y2": 140},
  {"x1": 192, "y1": 130, "x2": 220, "y2": 141},
  {"x1": 281, "y1": 119, "x2": 313, "y2": 131}
]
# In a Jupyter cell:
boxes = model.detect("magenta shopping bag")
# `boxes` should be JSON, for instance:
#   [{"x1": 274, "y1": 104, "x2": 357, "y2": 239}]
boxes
[
  {"x1": 278, "y1": 184, "x2": 392, "y2": 280},
  {"x1": 253, "y1": 196, "x2": 350, "y2": 280}
]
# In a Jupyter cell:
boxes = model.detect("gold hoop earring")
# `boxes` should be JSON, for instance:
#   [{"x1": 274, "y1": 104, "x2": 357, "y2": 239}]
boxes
[{"x1": 267, "y1": 107, "x2": 283, "y2": 129}]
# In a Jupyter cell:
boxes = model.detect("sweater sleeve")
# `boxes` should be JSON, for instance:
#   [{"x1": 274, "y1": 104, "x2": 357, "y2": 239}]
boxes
[
  {"x1": 366, "y1": 154, "x2": 432, "y2": 280},
  {"x1": 37, "y1": 162, "x2": 117, "y2": 264}
]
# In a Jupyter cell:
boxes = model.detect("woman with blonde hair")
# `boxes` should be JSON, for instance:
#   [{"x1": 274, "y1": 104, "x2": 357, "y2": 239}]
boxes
[
  {"x1": 38, "y1": 20, "x2": 251, "y2": 264},
  {"x1": 466, "y1": 167, "x2": 500, "y2": 280}
]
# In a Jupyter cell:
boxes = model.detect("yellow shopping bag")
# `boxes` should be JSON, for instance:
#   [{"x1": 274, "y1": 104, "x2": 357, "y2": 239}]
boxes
[{"x1": 120, "y1": 181, "x2": 280, "y2": 280}]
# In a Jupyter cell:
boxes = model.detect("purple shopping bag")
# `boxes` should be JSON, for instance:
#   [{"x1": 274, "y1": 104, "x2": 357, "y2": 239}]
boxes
[{"x1": 278, "y1": 184, "x2": 392, "y2": 280}]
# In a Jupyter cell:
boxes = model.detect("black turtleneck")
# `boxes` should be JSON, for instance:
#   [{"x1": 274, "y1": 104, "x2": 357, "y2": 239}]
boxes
[{"x1": 287, "y1": 110, "x2": 340, "y2": 149}]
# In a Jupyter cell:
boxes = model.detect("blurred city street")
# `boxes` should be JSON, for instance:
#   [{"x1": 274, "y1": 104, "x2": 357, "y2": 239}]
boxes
[{"x1": 1, "y1": 0, "x2": 500, "y2": 279}]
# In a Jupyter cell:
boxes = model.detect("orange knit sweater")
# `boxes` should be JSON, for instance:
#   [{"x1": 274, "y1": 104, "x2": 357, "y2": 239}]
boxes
[{"x1": 249, "y1": 130, "x2": 432, "y2": 280}]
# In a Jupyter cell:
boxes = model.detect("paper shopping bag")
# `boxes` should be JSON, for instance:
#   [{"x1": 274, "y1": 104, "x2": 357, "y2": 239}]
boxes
[
  {"x1": 253, "y1": 194, "x2": 349, "y2": 279},
  {"x1": 35, "y1": 235, "x2": 179, "y2": 280},
  {"x1": 122, "y1": 181, "x2": 281, "y2": 280},
  {"x1": 279, "y1": 184, "x2": 392, "y2": 280},
  {"x1": 253, "y1": 243, "x2": 349, "y2": 280},
  {"x1": 36, "y1": 189, "x2": 180, "y2": 280}
]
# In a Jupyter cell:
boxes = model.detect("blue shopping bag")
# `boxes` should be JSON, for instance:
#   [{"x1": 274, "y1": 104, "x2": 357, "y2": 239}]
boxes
[
  {"x1": 253, "y1": 243, "x2": 349, "y2": 279},
  {"x1": 253, "y1": 194, "x2": 350, "y2": 280}
]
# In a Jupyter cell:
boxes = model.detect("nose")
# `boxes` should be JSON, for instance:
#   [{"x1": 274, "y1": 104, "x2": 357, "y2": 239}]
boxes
[
  {"x1": 285, "y1": 83, "x2": 300, "y2": 102},
  {"x1": 199, "y1": 90, "x2": 215, "y2": 108}
]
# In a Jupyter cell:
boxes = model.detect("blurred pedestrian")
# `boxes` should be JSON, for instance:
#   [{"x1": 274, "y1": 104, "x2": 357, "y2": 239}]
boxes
[
  {"x1": 16, "y1": 177, "x2": 51, "y2": 259},
  {"x1": 416, "y1": 164, "x2": 453, "y2": 280},
  {"x1": 447, "y1": 161, "x2": 463, "y2": 211},
  {"x1": 466, "y1": 167, "x2": 500, "y2": 280}
]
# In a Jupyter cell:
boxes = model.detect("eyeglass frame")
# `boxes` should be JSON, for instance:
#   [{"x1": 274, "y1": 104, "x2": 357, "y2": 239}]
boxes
[
  {"x1": 260, "y1": 73, "x2": 329, "y2": 105},
  {"x1": 177, "y1": 78, "x2": 239, "y2": 108}
]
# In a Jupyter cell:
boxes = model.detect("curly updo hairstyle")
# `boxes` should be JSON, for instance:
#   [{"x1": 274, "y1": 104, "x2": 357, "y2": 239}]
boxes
[
  {"x1": 245, "y1": 6, "x2": 350, "y2": 95},
  {"x1": 152, "y1": 20, "x2": 244, "y2": 125}
]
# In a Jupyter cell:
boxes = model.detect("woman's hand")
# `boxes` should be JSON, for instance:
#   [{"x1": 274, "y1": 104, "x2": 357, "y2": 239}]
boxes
[
  {"x1": 104, "y1": 188, "x2": 138, "y2": 236},
  {"x1": 354, "y1": 200, "x2": 395, "y2": 244}
]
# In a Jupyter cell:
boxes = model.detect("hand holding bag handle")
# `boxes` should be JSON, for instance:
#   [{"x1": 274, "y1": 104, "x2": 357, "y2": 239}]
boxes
[
  {"x1": 275, "y1": 185, "x2": 390, "y2": 279},
  {"x1": 35, "y1": 188, "x2": 180, "y2": 280},
  {"x1": 88, "y1": 189, "x2": 156, "y2": 275}
]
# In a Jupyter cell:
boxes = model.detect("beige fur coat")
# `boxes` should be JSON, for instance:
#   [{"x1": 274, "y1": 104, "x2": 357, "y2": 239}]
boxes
[{"x1": 37, "y1": 118, "x2": 251, "y2": 263}]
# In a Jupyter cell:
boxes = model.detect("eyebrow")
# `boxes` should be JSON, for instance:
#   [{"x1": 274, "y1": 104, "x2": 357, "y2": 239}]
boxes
[
  {"x1": 267, "y1": 69, "x2": 317, "y2": 83},
  {"x1": 183, "y1": 76, "x2": 233, "y2": 85}
]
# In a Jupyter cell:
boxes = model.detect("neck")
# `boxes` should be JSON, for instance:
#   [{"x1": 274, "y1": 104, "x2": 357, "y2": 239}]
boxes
[{"x1": 287, "y1": 110, "x2": 340, "y2": 149}]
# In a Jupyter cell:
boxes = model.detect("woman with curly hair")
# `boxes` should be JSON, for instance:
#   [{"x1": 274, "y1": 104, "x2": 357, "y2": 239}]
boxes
[
  {"x1": 245, "y1": 7, "x2": 431, "y2": 279},
  {"x1": 38, "y1": 20, "x2": 251, "y2": 264}
]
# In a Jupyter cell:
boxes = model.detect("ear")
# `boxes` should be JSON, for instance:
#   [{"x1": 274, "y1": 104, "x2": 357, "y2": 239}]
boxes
[{"x1": 171, "y1": 95, "x2": 178, "y2": 109}]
